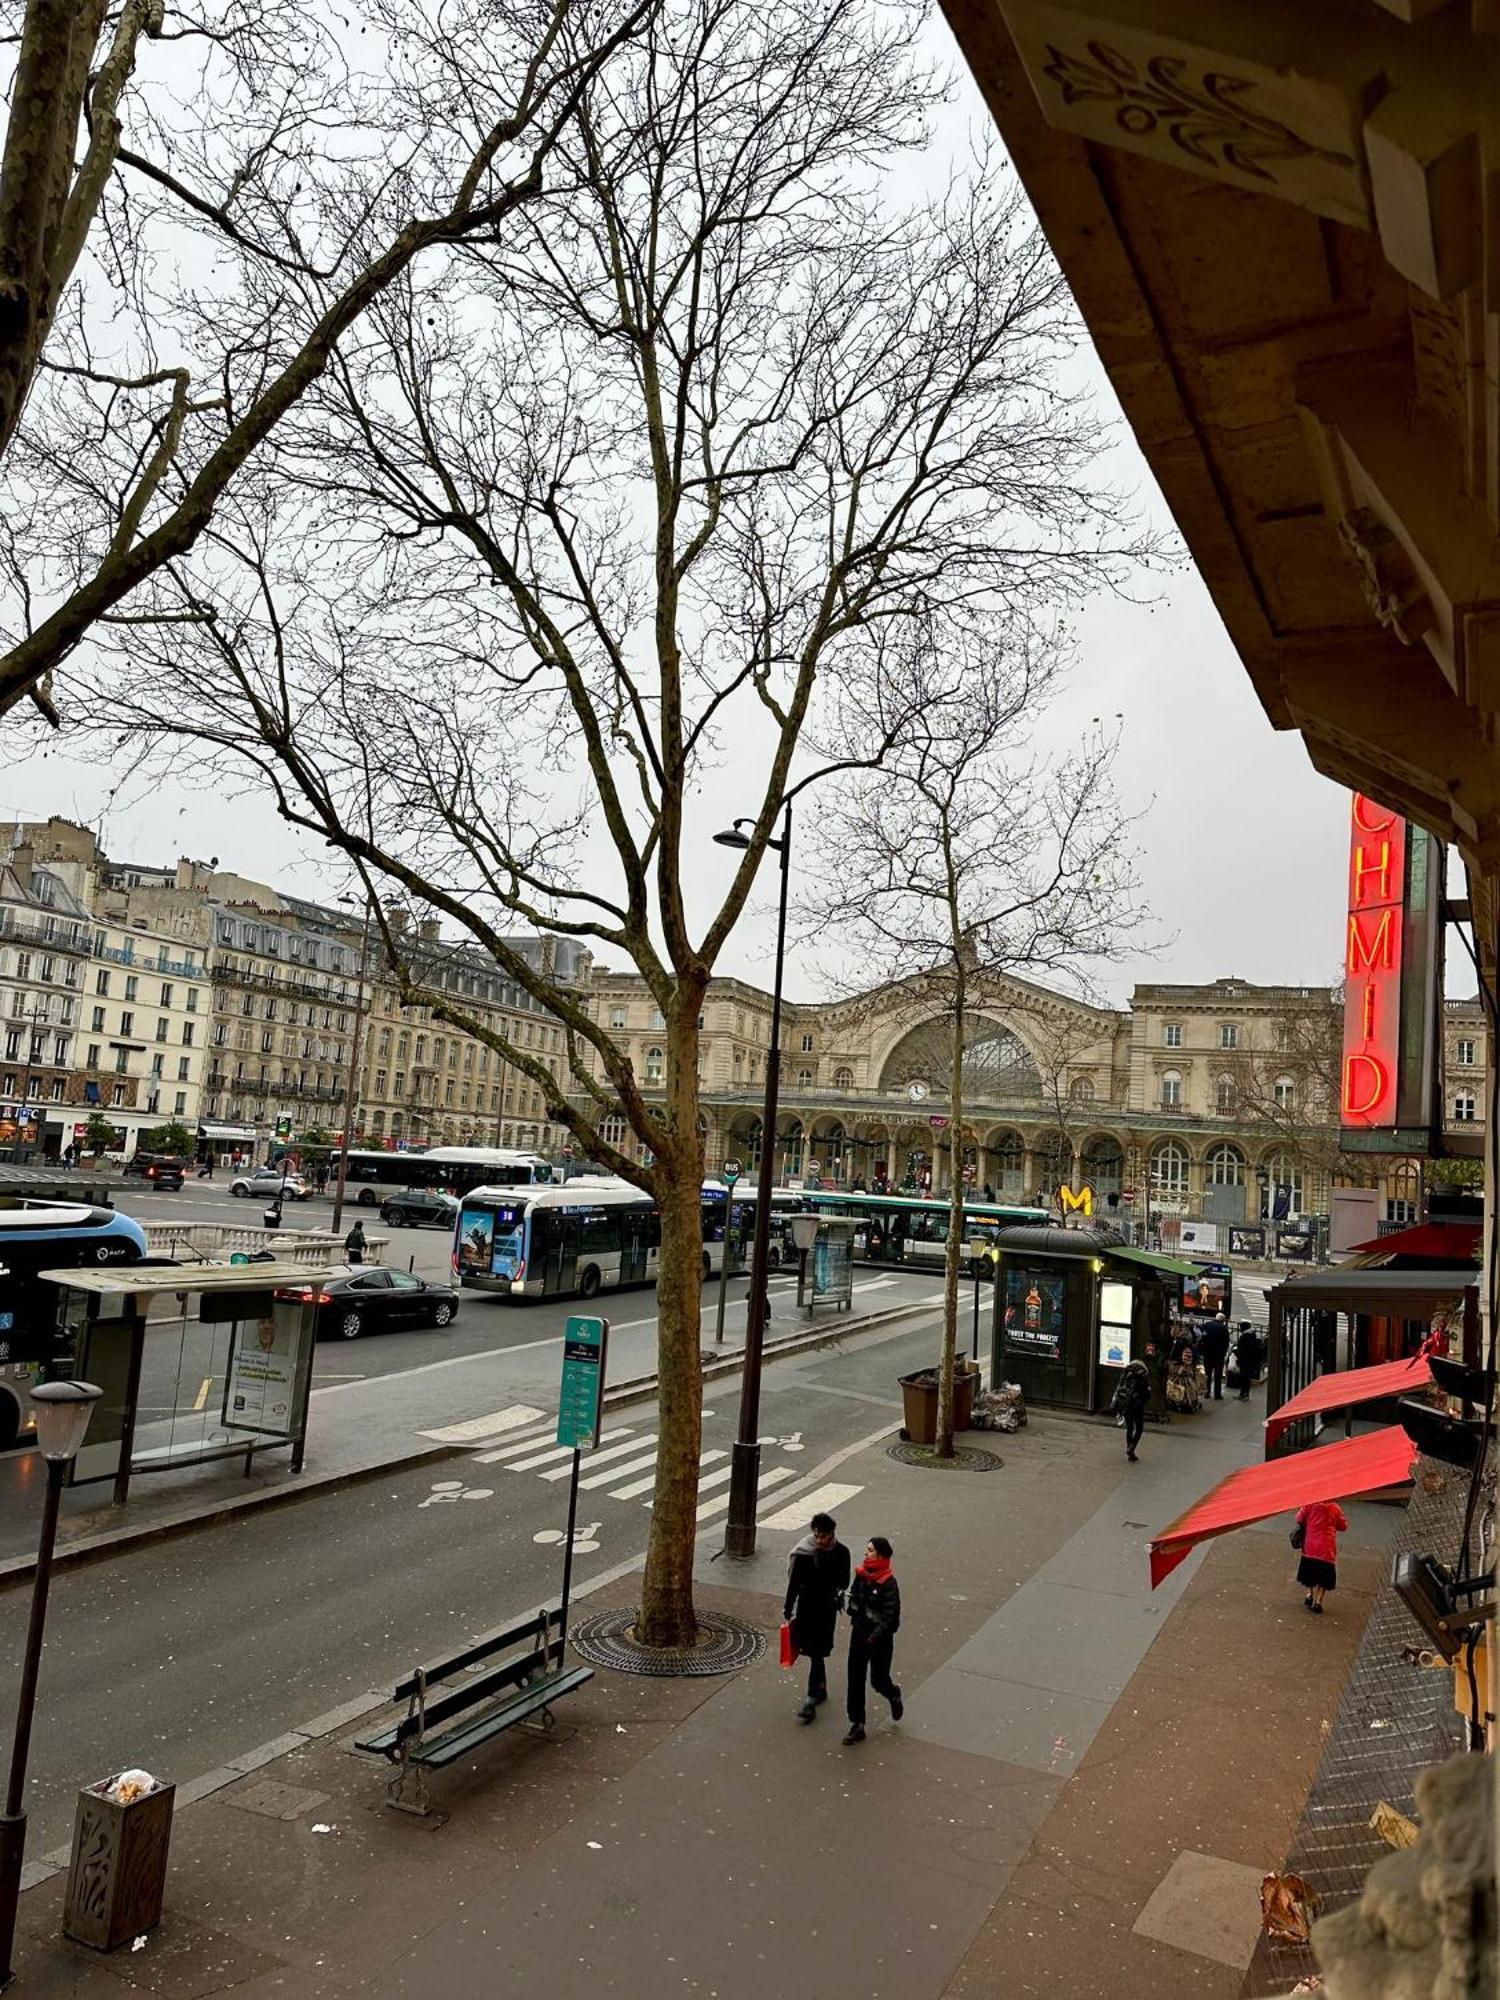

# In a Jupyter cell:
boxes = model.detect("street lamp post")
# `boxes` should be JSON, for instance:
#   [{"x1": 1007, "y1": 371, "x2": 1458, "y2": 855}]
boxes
[
  {"x1": 714, "y1": 805, "x2": 791, "y2": 1561},
  {"x1": 791, "y1": 1210, "x2": 819, "y2": 1309},
  {"x1": 0, "y1": 1380, "x2": 102, "y2": 1989},
  {"x1": 330, "y1": 897, "x2": 375, "y2": 1237}
]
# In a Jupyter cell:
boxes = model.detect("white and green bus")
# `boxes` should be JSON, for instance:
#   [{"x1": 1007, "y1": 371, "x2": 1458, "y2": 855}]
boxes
[{"x1": 454, "y1": 1177, "x2": 804, "y2": 1301}]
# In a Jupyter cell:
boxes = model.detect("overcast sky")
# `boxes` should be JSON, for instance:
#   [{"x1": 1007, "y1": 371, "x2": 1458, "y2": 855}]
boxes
[{"x1": 4, "y1": 27, "x2": 1362, "y2": 1010}]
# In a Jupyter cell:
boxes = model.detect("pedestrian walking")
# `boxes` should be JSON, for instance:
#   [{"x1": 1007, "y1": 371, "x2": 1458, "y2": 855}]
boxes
[
  {"x1": 316, "y1": 1161, "x2": 330, "y2": 1195},
  {"x1": 1234, "y1": 1321, "x2": 1261, "y2": 1400},
  {"x1": 1293, "y1": 1498, "x2": 1348, "y2": 1614},
  {"x1": 843, "y1": 1536, "x2": 902, "y2": 1745},
  {"x1": 1112, "y1": 1358, "x2": 1151, "y2": 1462},
  {"x1": 345, "y1": 1219, "x2": 367, "y2": 1265},
  {"x1": 1199, "y1": 1313, "x2": 1230, "y2": 1400},
  {"x1": 783, "y1": 1511, "x2": 851, "y2": 1723}
]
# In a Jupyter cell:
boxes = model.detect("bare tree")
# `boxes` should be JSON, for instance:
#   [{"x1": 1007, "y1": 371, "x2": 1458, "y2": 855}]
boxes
[
  {"x1": 69, "y1": 0, "x2": 1151, "y2": 1644},
  {"x1": 801, "y1": 639, "x2": 1142, "y2": 1455},
  {"x1": 0, "y1": 0, "x2": 652, "y2": 722},
  {"x1": 1221, "y1": 985, "x2": 1350, "y2": 1202}
]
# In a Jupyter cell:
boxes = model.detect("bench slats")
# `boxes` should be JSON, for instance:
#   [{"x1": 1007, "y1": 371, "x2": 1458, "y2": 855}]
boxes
[
  {"x1": 391, "y1": 1609, "x2": 562, "y2": 1702},
  {"x1": 413, "y1": 1668, "x2": 594, "y2": 1769},
  {"x1": 356, "y1": 1647, "x2": 547, "y2": 1757}
]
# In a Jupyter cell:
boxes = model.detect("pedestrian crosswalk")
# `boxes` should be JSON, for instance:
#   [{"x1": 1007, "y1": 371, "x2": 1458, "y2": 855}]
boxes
[{"x1": 419, "y1": 1403, "x2": 862, "y2": 1528}]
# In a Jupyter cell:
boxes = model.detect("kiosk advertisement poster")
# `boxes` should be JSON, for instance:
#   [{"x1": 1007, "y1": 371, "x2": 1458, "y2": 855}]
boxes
[
  {"x1": 1003, "y1": 1268, "x2": 1066, "y2": 1361},
  {"x1": 1097, "y1": 1280, "x2": 1134, "y2": 1368},
  {"x1": 224, "y1": 1301, "x2": 312, "y2": 1439}
]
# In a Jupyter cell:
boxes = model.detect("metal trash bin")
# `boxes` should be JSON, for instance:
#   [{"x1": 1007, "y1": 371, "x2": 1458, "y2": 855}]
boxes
[{"x1": 63, "y1": 1776, "x2": 174, "y2": 1952}]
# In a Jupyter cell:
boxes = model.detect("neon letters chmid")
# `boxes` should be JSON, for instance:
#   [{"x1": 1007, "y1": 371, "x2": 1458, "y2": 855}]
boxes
[{"x1": 1341, "y1": 793, "x2": 1405, "y2": 1128}]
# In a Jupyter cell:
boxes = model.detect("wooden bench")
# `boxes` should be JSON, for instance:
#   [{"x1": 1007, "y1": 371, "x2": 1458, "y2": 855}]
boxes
[{"x1": 356, "y1": 1607, "x2": 592, "y2": 1814}]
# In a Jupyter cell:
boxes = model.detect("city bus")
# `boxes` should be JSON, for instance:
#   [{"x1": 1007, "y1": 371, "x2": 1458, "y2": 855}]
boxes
[
  {"x1": 701, "y1": 1181, "x2": 802, "y2": 1276},
  {"x1": 330, "y1": 1146, "x2": 556, "y2": 1206},
  {"x1": 454, "y1": 1178, "x2": 804, "y2": 1301},
  {"x1": 456, "y1": 1181, "x2": 655, "y2": 1298},
  {"x1": 0, "y1": 1202, "x2": 148, "y2": 1449},
  {"x1": 800, "y1": 1189, "x2": 1048, "y2": 1275}
]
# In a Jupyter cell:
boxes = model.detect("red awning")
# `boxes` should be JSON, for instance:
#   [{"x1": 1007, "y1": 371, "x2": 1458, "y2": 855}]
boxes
[
  {"x1": 1344, "y1": 1221, "x2": 1480, "y2": 1261},
  {"x1": 1264, "y1": 1354, "x2": 1434, "y2": 1453},
  {"x1": 1148, "y1": 1426, "x2": 1417, "y2": 1589}
]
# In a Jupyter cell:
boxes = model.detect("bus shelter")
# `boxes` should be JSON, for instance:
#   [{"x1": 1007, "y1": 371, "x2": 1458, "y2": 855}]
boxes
[
  {"x1": 37, "y1": 1261, "x2": 327, "y2": 1504},
  {"x1": 988, "y1": 1224, "x2": 1190, "y2": 1412}
]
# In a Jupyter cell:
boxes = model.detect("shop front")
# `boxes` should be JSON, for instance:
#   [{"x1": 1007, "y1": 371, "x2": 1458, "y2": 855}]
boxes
[{"x1": 989, "y1": 1225, "x2": 1190, "y2": 1413}]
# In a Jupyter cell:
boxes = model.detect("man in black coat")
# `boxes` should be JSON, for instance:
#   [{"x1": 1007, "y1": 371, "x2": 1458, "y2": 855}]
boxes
[
  {"x1": 783, "y1": 1512, "x2": 850, "y2": 1723},
  {"x1": 1199, "y1": 1313, "x2": 1231, "y2": 1400}
]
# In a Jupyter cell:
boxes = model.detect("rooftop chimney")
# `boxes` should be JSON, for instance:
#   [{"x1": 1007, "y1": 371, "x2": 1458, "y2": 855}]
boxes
[{"x1": 418, "y1": 918, "x2": 442, "y2": 943}]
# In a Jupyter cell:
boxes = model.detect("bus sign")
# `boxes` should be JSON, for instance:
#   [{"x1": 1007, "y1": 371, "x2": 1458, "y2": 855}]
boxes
[
  {"x1": 556, "y1": 1315, "x2": 609, "y2": 1450},
  {"x1": 722, "y1": 1159, "x2": 742, "y2": 1185}
]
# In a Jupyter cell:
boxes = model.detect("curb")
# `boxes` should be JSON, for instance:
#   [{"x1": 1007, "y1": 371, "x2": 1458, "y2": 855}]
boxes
[{"x1": 0, "y1": 1295, "x2": 942, "y2": 1591}]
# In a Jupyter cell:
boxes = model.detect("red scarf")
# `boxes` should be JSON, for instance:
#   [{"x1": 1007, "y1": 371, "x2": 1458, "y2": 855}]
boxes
[{"x1": 858, "y1": 1554, "x2": 892, "y2": 1587}]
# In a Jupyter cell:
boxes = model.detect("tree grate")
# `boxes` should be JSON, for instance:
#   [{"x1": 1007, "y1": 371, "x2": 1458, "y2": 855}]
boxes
[
  {"x1": 569, "y1": 1606, "x2": 765, "y2": 1677},
  {"x1": 887, "y1": 1441, "x2": 1004, "y2": 1471}
]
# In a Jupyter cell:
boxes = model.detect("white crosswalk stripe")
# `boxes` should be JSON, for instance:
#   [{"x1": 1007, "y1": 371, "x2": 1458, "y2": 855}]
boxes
[
  {"x1": 428, "y1": 1406, "x2": 849, "y2": 1531},
  {"x1": 539, "y1": 1432, "x2": 655, "y2": 1481},
  {"x1": 419, "y1": 1404, "x2": 545, "y2": 1445},
  {"x1": 503, "y1": 1428, "x2": 631, "y2": 1472},
  {"x1": 470, "y1": 1422, "x2": 575, "y2": 1464},
  {"x1": 694, "y1": 1464, "x2": 799, "y2": 1521},
  {"x1": 758, "y1": 1481, "x2": 864, "y2": 1531},
  {"x1": 609, "y1": 1447, "x2": 727, "y2": 1500}
]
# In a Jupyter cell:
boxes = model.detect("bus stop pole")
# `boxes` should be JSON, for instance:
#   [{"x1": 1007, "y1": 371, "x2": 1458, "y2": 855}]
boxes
[{"x1": 558, "y1": 1449, "x2": 581, "y2": 1659}]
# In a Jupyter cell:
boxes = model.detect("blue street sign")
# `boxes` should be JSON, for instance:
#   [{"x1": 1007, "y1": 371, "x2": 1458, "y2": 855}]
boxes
[{"x1": 556, "y1": 1315, "x2": 609, "y2": 1450}]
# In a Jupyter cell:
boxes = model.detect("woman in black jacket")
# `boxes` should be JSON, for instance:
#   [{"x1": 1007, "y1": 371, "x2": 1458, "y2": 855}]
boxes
[{"x1": 843, "y1": 1536, "x2": 903, "y2": 1745}]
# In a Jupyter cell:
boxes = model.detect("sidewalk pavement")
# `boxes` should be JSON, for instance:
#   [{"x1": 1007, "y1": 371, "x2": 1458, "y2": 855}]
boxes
[
  {"x1": 11, "y1": 1386, "x2": 1391, "y2": 1997},
  {"x1": 0, "y1": 1284, "x2": 937, "y2": 1580}
]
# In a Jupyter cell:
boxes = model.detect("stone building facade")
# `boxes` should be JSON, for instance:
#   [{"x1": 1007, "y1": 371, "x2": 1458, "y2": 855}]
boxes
[
  {"x1": 0, "y1": 824, "x2": 209, "y2": 1154},
  {"x1": 1, "y1": 817, "x2": 585, "y2": 1159},
  {"x1": 585, "y1": 965, "x2": 1483, "y2": 1222}
]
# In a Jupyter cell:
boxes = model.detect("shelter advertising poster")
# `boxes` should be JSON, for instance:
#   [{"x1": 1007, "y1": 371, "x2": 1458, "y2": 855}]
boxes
[{"x1": 1003, "y1": 1268, "x2": 1066, "y2": 1362}]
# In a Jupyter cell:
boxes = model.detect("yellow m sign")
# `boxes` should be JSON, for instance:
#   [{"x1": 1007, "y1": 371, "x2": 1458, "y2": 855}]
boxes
[{"x1": 1058, "y1": 1184, "x2": 1093, "y2": 1217}]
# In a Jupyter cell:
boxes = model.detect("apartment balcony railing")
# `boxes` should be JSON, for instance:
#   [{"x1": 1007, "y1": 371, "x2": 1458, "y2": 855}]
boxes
[
  {"x1": 0, "y1": 917, "x2": 92, "y2": 955},
  {"x1": 93, "y1": 940, "x2": 203, "y2": 978}
]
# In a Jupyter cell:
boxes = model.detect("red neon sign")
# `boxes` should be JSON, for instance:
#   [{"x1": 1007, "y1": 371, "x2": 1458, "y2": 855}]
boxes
[{"x1": 1341, "y1": 792, "x2": 1405, "y2": 1128}]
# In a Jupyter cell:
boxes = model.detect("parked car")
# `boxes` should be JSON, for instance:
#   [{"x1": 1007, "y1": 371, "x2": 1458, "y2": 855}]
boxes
[
  {"x1": 379, "y1": 1188, "x2": 459, "y2": 1230},
  {"x1": 229, "y1": 1165, "x2": 311, "y2": 1200},
  {"x1": 122, "y1": 1153, "x2": 188, "y2": 1188},
  {"x1": 278, "y1": 1265, "x2": 460, "y2": 1340}
]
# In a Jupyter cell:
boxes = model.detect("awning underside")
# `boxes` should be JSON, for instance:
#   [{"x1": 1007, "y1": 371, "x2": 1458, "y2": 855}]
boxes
[
  {"x1": 1148, "y1": 1427, "x2": 1416, "y2": 1589},
  {"x1": 1264, "y1": 1355, "x2": 1434, "y2": 1453}
]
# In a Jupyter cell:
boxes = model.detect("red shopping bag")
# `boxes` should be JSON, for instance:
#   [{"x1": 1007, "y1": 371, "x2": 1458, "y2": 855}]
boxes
[{"x1": 779, "y1": 1621, "x2": 799, "y2": 1668}]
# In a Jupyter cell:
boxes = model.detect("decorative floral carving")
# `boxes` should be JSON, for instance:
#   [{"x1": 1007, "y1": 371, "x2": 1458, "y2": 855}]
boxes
[
  {"x1": 1336, "y1": 507, "x2": 1432, "y2": 647},
  {"x1": 1040, "y1": 39, "x2": 1356, "y2": 187}
]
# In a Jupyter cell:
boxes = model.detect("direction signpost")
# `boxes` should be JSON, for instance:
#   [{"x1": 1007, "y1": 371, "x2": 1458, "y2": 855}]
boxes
[
  {"x1": 714, "y1": 1161, "x2": 741, "y2": 1345},
  {"x1": 555, "y1": 1315, "x2": 609, "y2": 1644}
]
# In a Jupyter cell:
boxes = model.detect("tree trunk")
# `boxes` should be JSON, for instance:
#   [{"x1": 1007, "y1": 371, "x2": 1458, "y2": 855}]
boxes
[
  {"x1": 936, "y1": 994, "x2": 966, "y2": 1458},
  {"x1": 636, "y1": 998, "x2": 705, "y2": 1648}
]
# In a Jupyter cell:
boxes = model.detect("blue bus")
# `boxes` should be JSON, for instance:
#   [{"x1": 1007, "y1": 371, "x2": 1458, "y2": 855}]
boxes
[{"x1": 0, "y1": 1203, "x2": 147, "y2": 1449}]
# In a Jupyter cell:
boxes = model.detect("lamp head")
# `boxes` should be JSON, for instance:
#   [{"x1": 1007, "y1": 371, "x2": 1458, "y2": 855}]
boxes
[
  {"x1": 790, "y1": 1213, "x2": 820, "y2": 1252},
  {"x1": 712, "y1": 819, "x2": 754, "y2": 851},
  {"x1": 30, "y1": 1379, "x2": 102, "y2": 1462}
]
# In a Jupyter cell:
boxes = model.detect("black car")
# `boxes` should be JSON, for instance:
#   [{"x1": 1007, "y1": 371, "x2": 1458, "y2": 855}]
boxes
[
  {"x1": 123, "y1": 1154, "x2": 186, "y2": 1190},
  {"x1": 379, "y1": 1188, "x2": 459, "y2": 1231},
  {"x1": 282, "y1": 1265, "x2": 459, "y2": 1341}
]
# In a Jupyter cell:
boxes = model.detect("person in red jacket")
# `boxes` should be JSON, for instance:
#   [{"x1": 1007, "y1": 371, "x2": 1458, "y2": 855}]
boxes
[{"x1": 1295, "y1": 1499, "x2": 1348, "y2": 1614}]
